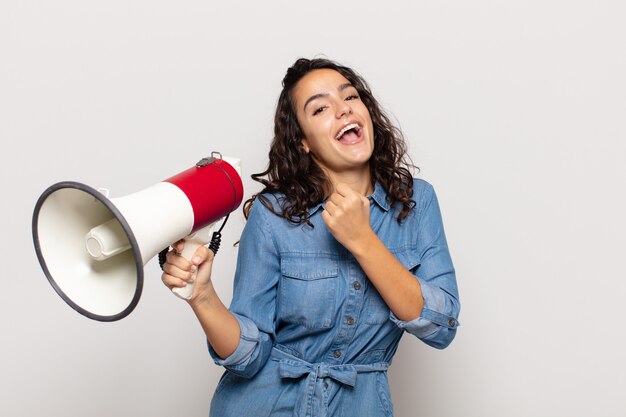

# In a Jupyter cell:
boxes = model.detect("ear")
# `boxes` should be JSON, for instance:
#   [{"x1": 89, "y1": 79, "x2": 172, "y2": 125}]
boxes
[{"x1": 301, "y1": 139, "x2": 310, "y2": 154}]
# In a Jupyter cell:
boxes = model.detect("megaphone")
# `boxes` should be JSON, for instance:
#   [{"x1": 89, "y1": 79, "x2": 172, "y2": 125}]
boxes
[{"x1": 32, "y1": 152, "x2": 243, "y2": 322}]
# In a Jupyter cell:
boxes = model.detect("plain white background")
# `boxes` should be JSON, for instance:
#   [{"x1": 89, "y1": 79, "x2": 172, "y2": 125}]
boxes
[{"x1": 2, "y1": 1, "x2": 625, "y2": 416}]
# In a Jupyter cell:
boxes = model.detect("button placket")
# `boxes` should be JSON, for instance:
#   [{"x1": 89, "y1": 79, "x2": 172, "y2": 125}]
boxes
[{"x1": 328, "y1": 261, "x2": 362, "y2": 363}]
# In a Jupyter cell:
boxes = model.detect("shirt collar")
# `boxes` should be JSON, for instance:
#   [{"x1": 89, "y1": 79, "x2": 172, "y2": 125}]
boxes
[
  {"x1": 307, "y1": 182, "x2": 390, "y2": 217},
  {"x1": 369, "y1": 182, "x2": 391, "y2": 211}
]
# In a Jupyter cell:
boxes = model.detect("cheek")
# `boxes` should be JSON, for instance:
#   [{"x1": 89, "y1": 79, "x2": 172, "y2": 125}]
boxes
[
  {"x1": 297, "y1": 113, "x2": 317, "y2": 136},
  {"x1": 362, "y1": 107, "x2": 374, "y2": 127},
  {"x1": 303, "y1": 118, "x2": 333, "y2": 143}
]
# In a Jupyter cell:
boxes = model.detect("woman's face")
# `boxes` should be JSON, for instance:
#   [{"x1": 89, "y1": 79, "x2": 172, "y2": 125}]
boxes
[{"x1": 292, "y1": 69, "x2": 375, "y2": 178}]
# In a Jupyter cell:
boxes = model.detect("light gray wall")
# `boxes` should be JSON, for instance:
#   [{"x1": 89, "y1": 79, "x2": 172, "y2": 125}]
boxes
[{"x1": 2, "y1": 1, "x2": 624, "y2": 416}]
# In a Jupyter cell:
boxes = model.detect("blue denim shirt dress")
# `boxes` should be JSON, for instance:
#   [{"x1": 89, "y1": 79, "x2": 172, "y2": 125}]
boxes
[{"x1": 208, "y1": 179, "x2": 460, "y2": 417}]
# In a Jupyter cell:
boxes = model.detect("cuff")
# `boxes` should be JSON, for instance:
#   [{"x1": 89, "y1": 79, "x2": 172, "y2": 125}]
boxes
[
  {"x1": 208, "y1": 313, "x2": 261, "y2": 370},
  {"x1": 390, "y1": 279, "x2": 459, "y2": 338}
]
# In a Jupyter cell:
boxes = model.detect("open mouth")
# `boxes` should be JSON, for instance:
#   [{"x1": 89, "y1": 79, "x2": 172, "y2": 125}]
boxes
[{"x1": 335, "y1": 123, "x2": 362, "y2": 143}]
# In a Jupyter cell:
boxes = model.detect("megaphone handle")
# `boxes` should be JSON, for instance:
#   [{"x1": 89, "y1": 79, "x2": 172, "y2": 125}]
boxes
[{"x1": 171, "y1": 226, "x2": 215, "y2": 300}]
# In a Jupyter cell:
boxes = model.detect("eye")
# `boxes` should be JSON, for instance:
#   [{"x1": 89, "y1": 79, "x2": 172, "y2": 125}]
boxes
[
  {"x1": 313, "y1": 106, "x2": 327, "y2": 116},
  {"x1": 345, "y1": 93, "x2": 360, "y2": 101}
]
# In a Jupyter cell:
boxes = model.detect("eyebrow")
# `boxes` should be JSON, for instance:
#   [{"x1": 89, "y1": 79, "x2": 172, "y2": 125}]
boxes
[{"x1": 302, "y1": 82, "x2": 355, "y2": 112}]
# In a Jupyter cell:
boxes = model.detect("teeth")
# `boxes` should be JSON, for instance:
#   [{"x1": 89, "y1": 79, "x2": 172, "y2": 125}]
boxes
[{"x1": 336, "y1": 123, "x2": 359, "y2": 140}]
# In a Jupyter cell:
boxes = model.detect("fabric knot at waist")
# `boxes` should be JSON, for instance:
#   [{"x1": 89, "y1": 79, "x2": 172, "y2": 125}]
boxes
[{"x1": 270, "y1": 346, "x2": 389, "y2": 417}]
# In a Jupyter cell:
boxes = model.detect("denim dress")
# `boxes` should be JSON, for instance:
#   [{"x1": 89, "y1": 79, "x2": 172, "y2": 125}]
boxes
[{"x1": 209, "y1": 179, "x2": 460, "y2": 417}]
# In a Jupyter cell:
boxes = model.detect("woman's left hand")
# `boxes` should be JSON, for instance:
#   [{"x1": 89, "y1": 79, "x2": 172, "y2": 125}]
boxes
[{"x1": 322, "y1": 183, "x2": 375, "y2": 254}]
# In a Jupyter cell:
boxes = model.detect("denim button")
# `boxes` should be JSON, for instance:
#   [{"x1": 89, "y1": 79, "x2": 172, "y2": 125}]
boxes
[
  {"x1": 448, "y1": 319, "x2": 456, "y2": 327},
  {"x1": 353, "y1": 281, "x2": 361, "y2": 290},
  {"x1": 347, "y1": 317, "x2": 355, "y2": 325},
  {"x1": 333, "y1": 350, "x2": 341, "y2": 358}
]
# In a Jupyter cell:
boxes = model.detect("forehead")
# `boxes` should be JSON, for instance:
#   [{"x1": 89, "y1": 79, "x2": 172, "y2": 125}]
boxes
[{"x1": 292, "y1": 69, "x2": 353, "y2": 106}]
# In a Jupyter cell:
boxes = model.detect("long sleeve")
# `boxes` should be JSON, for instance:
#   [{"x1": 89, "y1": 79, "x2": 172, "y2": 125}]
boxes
[
  {"x1": 390, "y1": 181, "x2": 460, "y2": 349},
  {"x1": 209, "y1": 199, "x2": 280, "y2": 377}
]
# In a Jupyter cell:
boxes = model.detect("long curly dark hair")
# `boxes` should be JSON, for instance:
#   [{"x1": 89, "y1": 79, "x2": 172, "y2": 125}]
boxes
[{"x1": 244, "y1": 58, "x2": 416, "y2": 224}]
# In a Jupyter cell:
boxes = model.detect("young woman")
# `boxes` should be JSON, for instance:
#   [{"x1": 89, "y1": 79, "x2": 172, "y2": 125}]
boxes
[{"x1": 161, "y1": 58, "x2": 460, "y2": 417}]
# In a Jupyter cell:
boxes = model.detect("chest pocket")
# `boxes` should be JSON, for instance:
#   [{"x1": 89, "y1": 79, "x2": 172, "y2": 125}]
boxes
[
  {"x1": 365, "y1": 247, "x2": 420, "y2": 325},
  {"x1": 279, "y1": 256, "x2": 339, "y2": 329}
]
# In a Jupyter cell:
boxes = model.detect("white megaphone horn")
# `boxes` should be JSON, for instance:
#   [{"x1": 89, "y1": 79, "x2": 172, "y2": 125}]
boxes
[{"x1": 32, "y1": 152, "x2": 243, "y2": 322}]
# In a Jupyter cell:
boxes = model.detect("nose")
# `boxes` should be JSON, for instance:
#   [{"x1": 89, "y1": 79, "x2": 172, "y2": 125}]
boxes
[{"x1": 335, "y1": 100, "x2": 352, "y2": 119}]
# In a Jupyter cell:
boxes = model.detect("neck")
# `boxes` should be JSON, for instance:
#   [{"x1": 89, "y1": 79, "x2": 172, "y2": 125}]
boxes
[{"x1": 327, "y1": 167, "x2": 374, "y2": 196}]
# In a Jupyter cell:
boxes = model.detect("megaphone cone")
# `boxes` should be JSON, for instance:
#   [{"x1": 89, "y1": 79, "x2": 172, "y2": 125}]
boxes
[{"x1": 32, "y1": 153, "x2": 243, "y2": 321}]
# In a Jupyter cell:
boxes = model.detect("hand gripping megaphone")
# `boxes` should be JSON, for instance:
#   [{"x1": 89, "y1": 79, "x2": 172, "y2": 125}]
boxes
[{"x1": 32, "y1": 152, "x2": 243, "y2": 322}]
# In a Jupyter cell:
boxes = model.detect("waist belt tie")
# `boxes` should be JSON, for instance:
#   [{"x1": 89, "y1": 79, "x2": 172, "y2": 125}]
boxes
[{"x1": 271, "y1": 347, "x2": 389, "y2": 417}]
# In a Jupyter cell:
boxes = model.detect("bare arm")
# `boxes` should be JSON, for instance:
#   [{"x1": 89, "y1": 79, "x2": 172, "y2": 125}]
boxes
[{"x1": 161, "y1": 243, "x2": 240, "y2": 359}]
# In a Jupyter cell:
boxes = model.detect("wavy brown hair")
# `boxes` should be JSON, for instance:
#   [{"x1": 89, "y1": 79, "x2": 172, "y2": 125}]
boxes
[{"x1": 244, "y1": 58, "x2": 416, "y2": 224}]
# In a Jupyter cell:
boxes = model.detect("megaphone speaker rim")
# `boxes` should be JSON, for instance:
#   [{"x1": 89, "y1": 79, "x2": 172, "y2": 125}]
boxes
[{"x1": 32, "y1": 181, "x2": 144, "y2": 322}]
